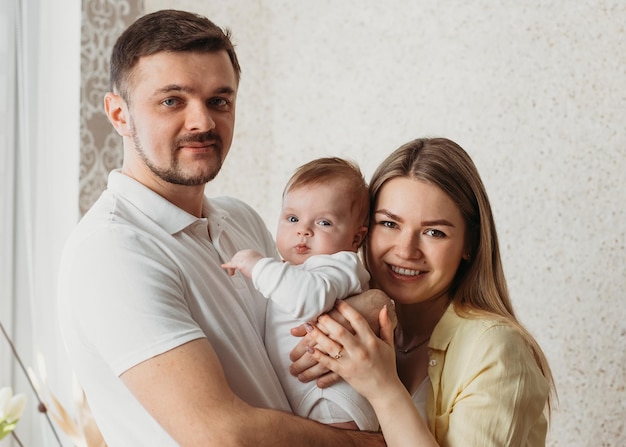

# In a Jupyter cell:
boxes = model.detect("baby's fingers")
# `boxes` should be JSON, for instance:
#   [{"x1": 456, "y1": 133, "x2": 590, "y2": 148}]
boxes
[{"x1": 220, "y1": 263, "x2": 236, "y2": 276}]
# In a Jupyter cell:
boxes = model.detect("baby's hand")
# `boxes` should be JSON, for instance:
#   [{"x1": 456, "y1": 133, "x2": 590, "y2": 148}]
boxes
[{"x1": 221, "y1": 249, "x2": 264, "y2": 278}]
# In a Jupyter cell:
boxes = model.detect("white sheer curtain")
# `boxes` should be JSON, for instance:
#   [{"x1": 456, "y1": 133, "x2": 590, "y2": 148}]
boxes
[
  {"x1": 0, "y1": 0, "x2": 18, "y2": 406},
  {"x1": 1, "y1": 0, "x2": 80, "y2": 445}
]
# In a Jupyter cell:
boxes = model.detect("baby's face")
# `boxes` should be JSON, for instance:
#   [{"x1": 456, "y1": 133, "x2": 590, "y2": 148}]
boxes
[{"x1": 276, "y1": 184, "x2": 365, "y2": 265}]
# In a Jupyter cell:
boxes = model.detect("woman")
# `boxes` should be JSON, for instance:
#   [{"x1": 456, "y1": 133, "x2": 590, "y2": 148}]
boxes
[{"x1": 306, "y1": 138, "x2": 556, "y2": 446}]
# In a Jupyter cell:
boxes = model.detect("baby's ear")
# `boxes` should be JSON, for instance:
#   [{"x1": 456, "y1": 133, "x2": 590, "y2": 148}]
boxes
[{"x1": 352, "y1": 226, "x2": 368, "y2": 250}]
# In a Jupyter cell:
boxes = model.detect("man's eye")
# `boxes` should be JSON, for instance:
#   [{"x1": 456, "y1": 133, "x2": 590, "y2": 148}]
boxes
[
  {"x1": 425, "y1": 229, "x2": 446, "y2": 238},
  {"x1": 209, "y1": 97, "x2": 229, "y2": 107},
  {"x1": 162, "y1": 98, "x2": 180, "y2": 107}
]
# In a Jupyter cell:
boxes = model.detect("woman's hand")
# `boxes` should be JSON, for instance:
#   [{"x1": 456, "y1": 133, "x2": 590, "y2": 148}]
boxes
[
  {"x1": 306, "y1": 300, "x2": 439, "y2": 447},
  {"x1": 304, "y1": 300, "x2": 398, "y2": 401},
  {"x1": 288, "y1": 289, "x2": 396, "y2": 388}
]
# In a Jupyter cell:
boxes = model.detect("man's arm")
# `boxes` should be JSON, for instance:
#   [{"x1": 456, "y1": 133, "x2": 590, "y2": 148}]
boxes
[{"x1": 121, "y1": 337, "x2": 385, "y2": 446}]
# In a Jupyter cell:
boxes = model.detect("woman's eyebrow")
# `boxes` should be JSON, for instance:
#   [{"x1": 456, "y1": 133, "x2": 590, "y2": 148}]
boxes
[
  {"x1": 421, "y1": 219, "x2": 455, "y2": 227},
  {"x1": 374, "y1": 209, "x2": 402, "y2": 221},
  {"x1": 375, "y1": 210, "x2": 455, "y2": 228}
]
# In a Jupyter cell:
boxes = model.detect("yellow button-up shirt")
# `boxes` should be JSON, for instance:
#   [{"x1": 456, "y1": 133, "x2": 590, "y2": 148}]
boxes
[{"x1": 427, "y1": 304, "x2": 550, "y2": 446}]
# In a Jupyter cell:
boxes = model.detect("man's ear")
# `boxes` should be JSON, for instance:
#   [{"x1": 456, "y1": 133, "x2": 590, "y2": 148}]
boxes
[
  {"x1": 104, "y1": 92, "x2": 131, "y2": 137},
  {"x1": 352, "y1": 226, "x2": 368, "y2": 250}
]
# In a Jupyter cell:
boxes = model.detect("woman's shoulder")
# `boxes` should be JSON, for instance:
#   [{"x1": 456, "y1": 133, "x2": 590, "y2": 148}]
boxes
[{"x1": 438, "y1": 304, "x2": 525, "y2": 348}]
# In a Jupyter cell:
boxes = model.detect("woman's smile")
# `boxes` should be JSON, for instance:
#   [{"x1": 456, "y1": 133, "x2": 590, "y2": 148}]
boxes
[{"x1": 389, "y1": 264, "x2": 425, "y2": 278}]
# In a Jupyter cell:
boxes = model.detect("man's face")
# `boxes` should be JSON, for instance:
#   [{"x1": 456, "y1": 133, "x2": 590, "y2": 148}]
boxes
[{"x1": 116, "y1": 50, "x2": 238, "y2": 188}]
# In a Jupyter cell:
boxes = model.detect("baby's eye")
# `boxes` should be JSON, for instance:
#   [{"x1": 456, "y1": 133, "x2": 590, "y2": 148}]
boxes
[
  {"x1": 318, "y1": 220, "x2": 332, "y2": 227},
  {"x1": 424, "y1": 229, "x2": 446, "y2": 238},
  {"x1": 287, "y1": 216, "x2": 299, "y2": 223}
]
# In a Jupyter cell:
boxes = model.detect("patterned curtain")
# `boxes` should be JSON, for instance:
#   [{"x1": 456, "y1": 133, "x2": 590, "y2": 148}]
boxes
[{"x1": 80, "y1": 0, "x2": 143, "y2": 216}]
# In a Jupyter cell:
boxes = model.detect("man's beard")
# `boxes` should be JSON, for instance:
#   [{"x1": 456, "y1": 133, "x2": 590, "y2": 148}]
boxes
[{"x1": 130, "y1": 122, "x2": 224, "y2": 186}]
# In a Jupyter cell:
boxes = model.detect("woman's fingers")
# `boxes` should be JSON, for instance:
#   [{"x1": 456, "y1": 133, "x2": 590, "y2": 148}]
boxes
[
  {"x1": 317, "y1": 301, "x2": 375, "y2": 351},
  {"x1": 335, "y1": 300, "x2": 375, "y2": 335},
  {"x1": 305, "y1": 323, "x2": 344, "y2": 360},
  {"x1": 379, "y1": 305, "x2": 395, "y2": 348}
]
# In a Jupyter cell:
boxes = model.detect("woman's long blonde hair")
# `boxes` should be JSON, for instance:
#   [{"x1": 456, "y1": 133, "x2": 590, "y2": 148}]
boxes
[{"x1": 364, "y1": 137, "x2": 556, "y2": 412}]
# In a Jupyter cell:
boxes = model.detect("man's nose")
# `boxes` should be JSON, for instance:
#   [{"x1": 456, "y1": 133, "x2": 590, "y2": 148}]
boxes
[{"x1": 185, "y1": 101, "x2": 216, "y2": 132}]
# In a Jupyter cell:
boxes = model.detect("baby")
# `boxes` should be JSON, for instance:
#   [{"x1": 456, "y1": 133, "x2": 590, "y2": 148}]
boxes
[{"x1": 222, "y1": 157, "x2": 377, "y2": 431}]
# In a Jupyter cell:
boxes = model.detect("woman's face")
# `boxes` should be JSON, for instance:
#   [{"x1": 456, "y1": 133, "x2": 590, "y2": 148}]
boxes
[{"x1": 366, "y1": 177, "x2": 467, "y2": 306}]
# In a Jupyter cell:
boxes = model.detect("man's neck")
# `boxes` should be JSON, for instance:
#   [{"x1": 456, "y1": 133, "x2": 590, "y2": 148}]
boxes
[{"x1": 121, "y1": 166, "x2": 206, "y2": 217}]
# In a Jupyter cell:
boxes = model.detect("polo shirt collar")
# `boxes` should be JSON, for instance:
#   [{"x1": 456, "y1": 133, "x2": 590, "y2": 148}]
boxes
[
  {"x1": 203, "y1": 199, "x2": 232, "y2": 240},
  {"x1": 107, "y1": 170, "x2": 210, "y2": 235}
]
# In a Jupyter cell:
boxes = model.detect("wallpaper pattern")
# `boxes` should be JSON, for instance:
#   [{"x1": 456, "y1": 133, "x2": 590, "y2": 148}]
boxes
[{"x1": 80, "y1": 0, "x2": 143, "y2": 215}]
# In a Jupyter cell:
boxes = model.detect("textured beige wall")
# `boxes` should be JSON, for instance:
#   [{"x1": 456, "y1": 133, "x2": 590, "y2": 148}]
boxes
[{"x1": 144, "y1": 1, "x2": 625, "y2": 445}]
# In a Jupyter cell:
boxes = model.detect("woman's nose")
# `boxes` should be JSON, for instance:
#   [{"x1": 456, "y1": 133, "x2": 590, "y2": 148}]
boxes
[{"x1": 395, "y1": 233, "x2": 422, "y2": 259}]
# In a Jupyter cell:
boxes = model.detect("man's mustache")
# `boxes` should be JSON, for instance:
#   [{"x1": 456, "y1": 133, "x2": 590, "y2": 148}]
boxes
[{"x1": 176, "y1": 131, "x2": 221, "y2": 146}]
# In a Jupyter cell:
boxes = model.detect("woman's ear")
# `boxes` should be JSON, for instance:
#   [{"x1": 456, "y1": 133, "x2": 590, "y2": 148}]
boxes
[
  {"x1": 352, "y1": 226, "x2": 369, "y2": 250},
  {"x1": 104, "y1": 92, "x2": 131, "y2": 137}
]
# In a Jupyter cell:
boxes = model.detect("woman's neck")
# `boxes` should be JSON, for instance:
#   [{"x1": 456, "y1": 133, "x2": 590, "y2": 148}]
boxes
[{"x1": 395, "y1": 295, "x2": 450, "y2": 347}]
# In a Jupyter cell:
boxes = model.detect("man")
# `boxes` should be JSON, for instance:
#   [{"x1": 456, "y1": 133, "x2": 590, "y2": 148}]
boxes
[{"x1": 58, "y1": 9, "x2": 387, "y2": 446}]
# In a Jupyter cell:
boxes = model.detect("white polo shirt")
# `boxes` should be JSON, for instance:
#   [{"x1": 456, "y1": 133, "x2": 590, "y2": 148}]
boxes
[{"x1": 58, "y1": 170, "x2": 291, "y2": 446}]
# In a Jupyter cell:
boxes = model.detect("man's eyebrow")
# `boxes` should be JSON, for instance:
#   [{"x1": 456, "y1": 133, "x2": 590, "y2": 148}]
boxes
[
  {"x1": 154, "y1": 85, "x2": 236, "y2": 95},
  {"x1": 154, "y1": 84, "x2": 191, "y2": 95},
  {"x1": 214, "y1": 86, "x2": 236, "y2": 95}
]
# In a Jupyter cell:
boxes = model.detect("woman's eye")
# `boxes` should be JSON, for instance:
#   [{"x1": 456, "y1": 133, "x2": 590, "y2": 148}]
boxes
[
  {"x1": 425, "y1": 229, "x2": 446, "y2": 238},
  {"x1": 379, "y1": 220, "x2": 397, "y2": 229}
]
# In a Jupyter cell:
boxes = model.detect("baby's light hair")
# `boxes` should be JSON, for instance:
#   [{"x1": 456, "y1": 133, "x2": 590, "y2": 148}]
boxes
[{"x1": 284, "y1": 157, "x2": 369, "y2": 226}]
